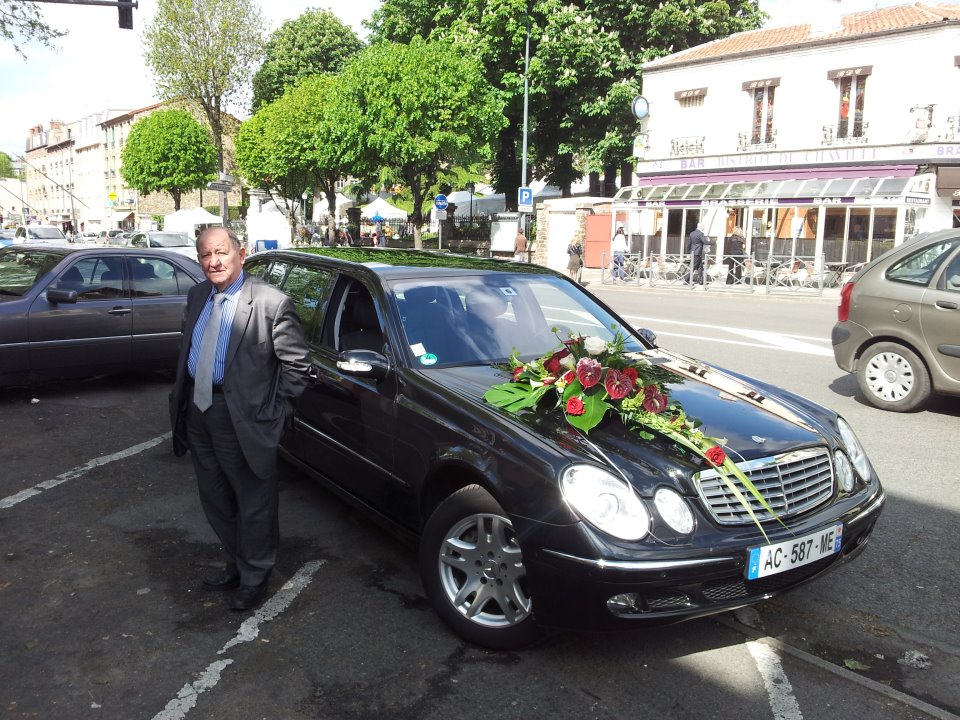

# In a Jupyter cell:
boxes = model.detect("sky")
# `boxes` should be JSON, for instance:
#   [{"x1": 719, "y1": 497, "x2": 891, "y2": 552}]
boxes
[{"x1": 0, "y1": 0, "x2": 910, "y2": 159}]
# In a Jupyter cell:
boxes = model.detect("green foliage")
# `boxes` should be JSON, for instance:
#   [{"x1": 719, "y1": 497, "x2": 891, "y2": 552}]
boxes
[
  {"x1": 143, "y1": 0, "x2": 266, "y2": 169},
  {"x1": 120, "y1": 109, "x2": 218, "y2": 210},
  {"x1": 368, "y1": 0, "x2": 765, "y2": 198},
  {"x1": 252, "y1": 8, "x2": 364, "y2": 111},
  {"x1": 0, "y1": 1, "x2": 68, "y2": 58},
  {"x1": 0, "y1": 151, "x2": 15, "y2": 178},
  {"x1": 330, "y1": 38, "x2": 505, "y2": 247}
]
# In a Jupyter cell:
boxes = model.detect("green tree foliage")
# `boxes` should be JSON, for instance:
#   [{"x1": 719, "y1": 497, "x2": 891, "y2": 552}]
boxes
[
  {"x1": 120, "y1": 109, "x2": 218, "y2": 210},
  {"x1": 143, "y1": 0, "x2": 266, "y2": 170},
  {"x1": 252, "y1": 8, "x2": 364, "y2": 111},
  {"x1": 0, "y1": 151, "x2": 15, "y2": 178},
  {"x1": 330, "y1": 38, "x2": 505, "y2": 248},
  {"x1": 0, "y1": 1, "x2": 67, "y2": 59},
  {"x1": 367, "y1": 0, "x2": 764, "y2": 200}
]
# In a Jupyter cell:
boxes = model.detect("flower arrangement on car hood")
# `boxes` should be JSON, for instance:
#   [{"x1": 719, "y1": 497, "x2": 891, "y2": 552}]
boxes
[{"x1": 483, "y1": 332, "x2": 779, "y2": 536}]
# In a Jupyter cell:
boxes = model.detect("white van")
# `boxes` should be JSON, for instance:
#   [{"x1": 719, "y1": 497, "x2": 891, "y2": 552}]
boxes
[{"x1": 14, "y1": 225, "x2": 67, "y2": 244}]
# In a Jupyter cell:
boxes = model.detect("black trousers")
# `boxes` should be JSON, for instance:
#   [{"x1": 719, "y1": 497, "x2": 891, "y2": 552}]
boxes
[{"x1": 187, "y1": 394, "x2": 278, "y2": 586}]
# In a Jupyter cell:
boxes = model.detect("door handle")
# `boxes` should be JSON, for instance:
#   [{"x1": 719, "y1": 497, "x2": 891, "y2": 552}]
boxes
[
  {"x1": 935, "y1": 300, "x2": 958, "y2": 310},
  {"x1": 108, "y1": 307, "x2": 132, "y2": 315},
  {"x1": 307, "y1": 365, "x2": 320, "y2": 382}
]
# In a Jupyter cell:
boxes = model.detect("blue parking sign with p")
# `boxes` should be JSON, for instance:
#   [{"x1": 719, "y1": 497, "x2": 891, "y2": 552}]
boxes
[{"x1": 518, "y1": 186, "x2": 533, "y2": 212}]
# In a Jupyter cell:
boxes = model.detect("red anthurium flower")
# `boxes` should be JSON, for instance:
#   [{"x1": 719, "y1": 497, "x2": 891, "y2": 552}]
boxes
[
  {"x1": 643, "y1": 393, "x2": 667, "y2": 414},
  {"x1": 543, "y1": 376, "x2": 556, "y2": 385},
  {"x1": 513, "y1": 366, "x2": 524, "y2": 382},
  {"x1": 705, "y1": 446, "x2": 726, "y2": 466},
  {"x1": 544, "y1": 349, "x2": 569, "y2": 375},
  {"x1": 604, "y1": 369, "x2": 633, "y2": 400},
  {"x1": 622, "y1": 367, "x2": 639, "y2": 387},
  {"x1": 576, "y1": 358, "x2": 602, "y2": 388},
  {"x1": 566, "y1": 396, "x2": 585, "y2": 416},
  {"x1": 642, "y1": 384, "x2": 659, "y2": 400},
  {"x1": 561, "y1": 370, "x2": 576, "y2": 385}
]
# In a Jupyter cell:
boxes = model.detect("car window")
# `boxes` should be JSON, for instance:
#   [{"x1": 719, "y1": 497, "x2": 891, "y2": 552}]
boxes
[
  {"x1": 57, "y1": 257, "x2": 126, "y2": 300},
  {"x1": 280, "y1": 264, "x2": 335, "y2": 335},
  {"x1": 390, "y1": 274, "x2": 643, "y2": 367},
  {"x1": 261, "y1": 261, "x2": 290, "y2": 288},
  {"x1": 0, "y1": 249, "x2": 64, "y2": 296},
  {"x1": 150, "y1": 232, "x2": 192, "y2": 248},
  {"x1": 320, "y1": 280, "x2": 384, "y2": 354},
  {"x1": 886, "y1": 240, "x2": 960, "y2": 286},
  {"x1": 131, "y1": 257, "x2": 195, "y2": 297},
  {"x1": 941, "y1": 252, "x2": 960, "y2": 293}
]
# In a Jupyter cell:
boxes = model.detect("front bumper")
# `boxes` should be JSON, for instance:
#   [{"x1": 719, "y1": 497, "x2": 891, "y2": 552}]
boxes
[{"x1": 520, "y1": 488, "x2": 885, "y2": 630}]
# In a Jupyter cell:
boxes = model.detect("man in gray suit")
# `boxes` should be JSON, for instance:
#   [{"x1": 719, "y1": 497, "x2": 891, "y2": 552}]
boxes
[{"x1": 169, "y1": 227, "x2": 311, "y2": 611}]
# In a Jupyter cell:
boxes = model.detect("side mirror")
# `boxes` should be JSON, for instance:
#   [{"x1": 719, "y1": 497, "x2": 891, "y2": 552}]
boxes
[
  {"x1": 638, "y1": 327, "x2": 657, "y2": 348},
  {"x1": 336, "y1": 349, "x2": 390, "y2": 380},
  {"x1": 46, "y1": 288, "x2": 78, "y2": 304}
]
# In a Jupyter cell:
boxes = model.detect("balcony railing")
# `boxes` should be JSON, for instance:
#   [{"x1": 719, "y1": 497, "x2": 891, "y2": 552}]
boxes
[
  {"x1": 737, "y1": 129, "x2": 778, "y2": 151},
  {"x1": 670, "y1": 136, "x2": 704, "y2": 157},
  {"x1": 822, "y1": 121, "x2": 869, "y2": 146}
]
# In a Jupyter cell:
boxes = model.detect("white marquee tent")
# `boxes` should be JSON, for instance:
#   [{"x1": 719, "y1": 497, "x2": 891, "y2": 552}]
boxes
[
  {"x1": 163, "y1": 207, "x2": 223, "y2": 234},
  {"x1": 359, "y1": 196, "x2": 407, "y2": 220}
]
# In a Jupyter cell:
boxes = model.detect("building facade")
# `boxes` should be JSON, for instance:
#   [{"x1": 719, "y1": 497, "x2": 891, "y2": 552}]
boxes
[{"x1": 613, "y1": 1, "x2": 960, "y2": 270}]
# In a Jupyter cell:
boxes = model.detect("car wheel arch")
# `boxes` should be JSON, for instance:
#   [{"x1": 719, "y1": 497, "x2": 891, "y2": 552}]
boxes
[{"x1": 854, "y1": 334, "x2": 932, "y2": 373}]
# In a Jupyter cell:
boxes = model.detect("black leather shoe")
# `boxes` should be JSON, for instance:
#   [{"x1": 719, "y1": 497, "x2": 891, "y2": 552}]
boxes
[
  {"x1": 230, "y1": 582, "x2": 268, "y2": 611},
  {"x1": 202, "y1": 568, "x2": 240, "y2": 591}
]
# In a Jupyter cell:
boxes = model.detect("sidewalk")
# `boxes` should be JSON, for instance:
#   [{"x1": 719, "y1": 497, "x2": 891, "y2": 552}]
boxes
[{"x1": 577, "y1": 266, "x2": 842, "y2": 303}]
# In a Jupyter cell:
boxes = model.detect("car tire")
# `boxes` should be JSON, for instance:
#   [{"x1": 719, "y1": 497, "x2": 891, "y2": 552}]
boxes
[
  {"x1": 419, "y1": 484, "x2": 541, "y2": 649},
  {"x1": 856, "y1": 341, "x2": 931, "y2": 412}
]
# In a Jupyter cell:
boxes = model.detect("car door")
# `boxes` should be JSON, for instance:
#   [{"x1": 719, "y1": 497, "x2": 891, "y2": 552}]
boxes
[
  {"x1": 27, "y1": 254, "x2": 132, "y2": 377},
  {"x1": 294, "y1": 272, "x2": 402, "y2": 515},
  {"x1": 919, "y1": 246, "x2": 960, "y2": 385},
  {"x1": 129, "y1": 254, "x2": 200, "y2": 370}
]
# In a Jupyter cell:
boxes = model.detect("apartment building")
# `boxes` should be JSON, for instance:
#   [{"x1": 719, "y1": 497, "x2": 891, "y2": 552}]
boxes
[{"x1": 613, "y1": 1, "x2": 960, "y2": 269}]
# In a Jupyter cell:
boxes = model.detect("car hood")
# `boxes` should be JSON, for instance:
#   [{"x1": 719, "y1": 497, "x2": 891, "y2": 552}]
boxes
[{"x1": 432, "y1": 348, "x2": 832, "y2": 495}]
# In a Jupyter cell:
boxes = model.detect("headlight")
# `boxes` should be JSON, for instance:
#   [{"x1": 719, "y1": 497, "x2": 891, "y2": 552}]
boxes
[
  {"x1": 833, "y1": 450, "x2": 855, "y2": 493},
  {"x1": 654, "y1": 488, "x2": 695, "y2": 534},
  {"x1": 837, "y1": 417, "x2": 871, "y2": 480},
  {"x1": 561, "y1": 465, "x2": 649, "y2": 541}
]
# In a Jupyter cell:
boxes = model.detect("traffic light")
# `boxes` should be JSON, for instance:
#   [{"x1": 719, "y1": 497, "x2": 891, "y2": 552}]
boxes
[{"x1": 118, "y1": 0, "x2": 134, "y2": 30}]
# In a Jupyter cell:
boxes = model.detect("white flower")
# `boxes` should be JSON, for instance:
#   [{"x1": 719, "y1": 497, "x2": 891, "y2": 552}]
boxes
[
  {"x1": 559, "y1": 353, "x2": 576, "y2": 370},
  {"x1": 584, "y1": 336, "x2": 607, "y2": 356}
]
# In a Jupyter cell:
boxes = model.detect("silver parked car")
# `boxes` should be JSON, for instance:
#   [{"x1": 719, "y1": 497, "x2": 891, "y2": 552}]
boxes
[
  {"x1": 832, "y1": 228, "x2": 960, "y2": 411},
  {"x1": 130, "y1": 230, "x2": 197, "y2": 261}
]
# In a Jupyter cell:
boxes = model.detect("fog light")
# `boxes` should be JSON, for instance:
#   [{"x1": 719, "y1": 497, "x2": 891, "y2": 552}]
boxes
[{"x1": 606, "y1": 592, "x2": 640, "y2": 615}]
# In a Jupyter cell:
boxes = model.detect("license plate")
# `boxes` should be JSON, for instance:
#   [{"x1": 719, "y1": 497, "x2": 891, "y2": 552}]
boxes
[{"x1": 746, "y1": 523, "x2": 843, "y2": 580}]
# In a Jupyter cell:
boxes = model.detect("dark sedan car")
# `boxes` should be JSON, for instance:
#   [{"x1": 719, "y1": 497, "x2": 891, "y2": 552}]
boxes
[
  {"x1": 0, "y1": 245, "x2": 204, "y2": 386},
  {"x1": 245, "y1": 247, "x2": 884, "y2": 649}
]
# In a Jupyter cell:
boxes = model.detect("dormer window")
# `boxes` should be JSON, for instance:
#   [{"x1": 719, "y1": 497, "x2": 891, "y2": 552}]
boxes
[{"x1": 829, "y1": 66, "x2": 871, "y2": 139}]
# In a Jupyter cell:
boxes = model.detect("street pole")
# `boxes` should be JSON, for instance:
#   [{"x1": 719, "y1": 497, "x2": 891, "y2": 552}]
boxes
[{"x1": 520, "y1": 4, "x2": 530, "y2": 234}]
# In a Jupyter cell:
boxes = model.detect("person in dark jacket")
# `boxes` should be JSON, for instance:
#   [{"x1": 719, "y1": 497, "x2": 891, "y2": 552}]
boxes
[
  {"x1": 724, "y1": 226, "x2": 746, "y2": 285},
  {"x1": 687, "y1": 223, "x2": 711, "y2": 286}
]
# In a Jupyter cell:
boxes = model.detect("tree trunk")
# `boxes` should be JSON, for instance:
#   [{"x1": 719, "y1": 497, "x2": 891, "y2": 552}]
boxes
[
  {"x1": 171, "y1": 189, "x2": 182, "y2": 210},
  {"x1": 588, "y1": 171, "x2": 601, "y2": 195},
  {"x1": 620, "y1": 162, "x2": 633, "y2": 190},
  {"x1": 602, "y1": 165, "x2": 617, "y2": 197}
]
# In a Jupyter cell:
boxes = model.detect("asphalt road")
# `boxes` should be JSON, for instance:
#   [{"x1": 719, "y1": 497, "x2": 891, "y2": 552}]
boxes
[{"x1": 1, "y1": 285, "x2": 957, "y2": 720}]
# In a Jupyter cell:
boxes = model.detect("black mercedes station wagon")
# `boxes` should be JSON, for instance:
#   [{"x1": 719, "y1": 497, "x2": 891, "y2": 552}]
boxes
[{"x1": 245, "y1": 247, "x2": 884, "y2": 649}]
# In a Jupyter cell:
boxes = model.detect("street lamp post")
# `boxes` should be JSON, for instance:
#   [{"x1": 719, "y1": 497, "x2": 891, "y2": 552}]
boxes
[{"x1": 520, "y1": 5, "x2": 530, "y2": 234}]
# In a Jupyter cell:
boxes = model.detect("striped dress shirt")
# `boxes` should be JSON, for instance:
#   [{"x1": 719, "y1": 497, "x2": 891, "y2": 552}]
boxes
[{"x1": 187, "y1": 273, "x2": 245, "y2": 385}]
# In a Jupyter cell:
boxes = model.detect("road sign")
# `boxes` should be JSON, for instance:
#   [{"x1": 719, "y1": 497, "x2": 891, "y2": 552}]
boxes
[
  {"x1": 434, "y1": 194, "x2": 448, "y2": 210},
  {"x1": 206, "y1": 181, "x2": 232, "y2": 192},
  {"x1": 518, "y1": 186, "x2": 533, "y2": 213},
  {"x1": 436, "y1": 210, "x2": 447, "y2": 220},
  {"x1": 108, "y1": 191, "x2": 118, "y2": 202}
]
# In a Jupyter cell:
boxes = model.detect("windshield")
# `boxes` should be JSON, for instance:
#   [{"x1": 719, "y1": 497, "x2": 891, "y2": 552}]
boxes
[
  {"x1": 150, "y1": 233, "x2": 192, "y2": 248},
  {"x1": 0, "y1": 248, "x2": 65, "y2": 297},
  {"x1": 389, "y1": 273, "x2": 644, "y2": 367},
  {"x1": 28, "y1": 227, "x2": 65, "y2": 240}
]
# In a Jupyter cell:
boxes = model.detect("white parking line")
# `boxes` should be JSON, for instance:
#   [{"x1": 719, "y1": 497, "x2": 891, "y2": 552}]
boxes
[
  {"x1": 747, "y1": 641, "x2": 804, "y2": 720},
  {"x1": 621, "y1": 315, "x2": 833, "y2": 357},
  {"x1": 152, "y1": 560, "x2": 325, "y2": 720},
  {"x1": 0, "y1": 433, "x2": 171, "y2": 510}
]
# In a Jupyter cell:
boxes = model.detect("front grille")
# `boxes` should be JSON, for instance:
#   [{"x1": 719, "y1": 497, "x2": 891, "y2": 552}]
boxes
[{"x1": 696, "y1": 447, "x2": 834, "y2": 526}]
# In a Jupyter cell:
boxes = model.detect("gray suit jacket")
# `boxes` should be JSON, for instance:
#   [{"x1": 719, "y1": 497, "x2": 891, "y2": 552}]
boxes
[{"x1": 169, "y1": 274, "x2": 311, "y2": 478}]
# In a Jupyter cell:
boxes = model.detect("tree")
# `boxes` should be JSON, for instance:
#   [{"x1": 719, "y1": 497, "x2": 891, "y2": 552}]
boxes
[
  {"x1": 120, "y1": 109, "x2": 218, "y2": 210},
  {"x1": 252, "y1": 8, "x2": 364, "y2": 111},
  {"x1": 0, "y1": 151, "x2": 15, "y2": 178},
  {"x1": 329, "y1": 38, "x2": 504, "y2": 248},
  {"x1": 1, "y1": 0, "x2": 67, "y2": 58},
  {"x1": 368, "y1": 0, "x2": 765, "y2": 200},
  {"x1": 143, "y1": 0, "x2": 266, "y2": 171}
]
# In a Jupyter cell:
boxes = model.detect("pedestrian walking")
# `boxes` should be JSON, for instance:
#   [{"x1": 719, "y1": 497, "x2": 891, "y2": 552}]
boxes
[
  {"x1": 168, "y1": 227, "x2": 311, "y2": 612},
  {"x1": 566, "y1": 238, "x2": 584, "y2": 281},
  {"x1": 514, "y1": 228, "x2": 528, "y2": 262},
  {"x1": 687, "y1": 223, "x2": 711, "y2": 286}
]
